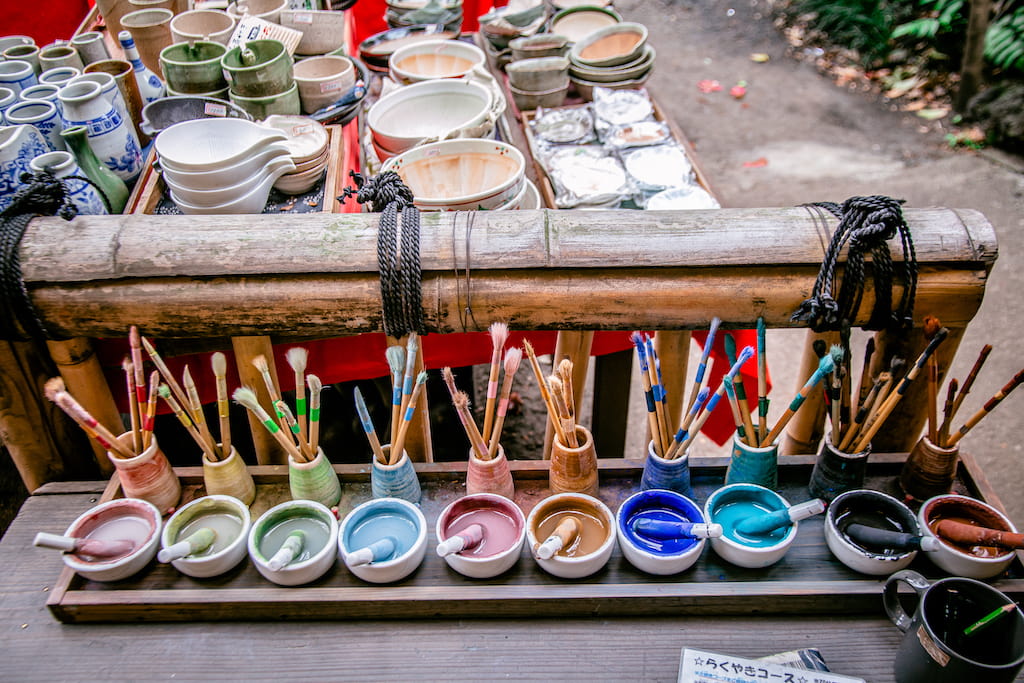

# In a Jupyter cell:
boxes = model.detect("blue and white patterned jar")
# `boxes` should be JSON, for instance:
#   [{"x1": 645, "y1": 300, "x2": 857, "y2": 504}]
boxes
[
  {"x1": 30, "y1": 150, "x2": 109, "y2": 215},
  {"x1": 0, "y1": 60, "x2": 38, "y2": 95},
  {"x1": 4, "y1": 100, "x2": 65, "y2": 151},
  {"x1": 19, "y1": 83, "x2": 63, "y2": 118},
  {"x1": 118, "y1": 31, "x2": 165, "y2": 104},
  {"x1": 0, "y1": 87, "x2": 16, "y2": 124},
  {"x1": 58, "y1": 80, "x2": 143, "y2": 182},
  {"x1": 0, "y1": 124, "x2": 50, "y2": 211},
  {"x1": 68, "y1": 73, "x2": 131, "y2": 141}
]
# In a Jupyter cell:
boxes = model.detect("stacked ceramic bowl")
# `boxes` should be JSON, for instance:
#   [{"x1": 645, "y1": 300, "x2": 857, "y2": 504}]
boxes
[
  {"x1": 568, "y1": 22, "x2": 654, "y2": 100},
  {"x1": 261, "y1": 114, "x2": 330, "y2": 194},
  {"x1": 156, "y1": 118, "x2": 295, "y2": 214},
  {"x1": 386, "y1": 0, "x2": 463, "y2": 33},
  {"x1": 388, "y1": 39, "x2": 485, "y2": 85},
  {"x1": 160, "y1": 41, "x2": 229, "y2": 99},
  {"x1": 506, "y1": 56, "x2": 569, "y2": 110},
  {"x1": 222, "y1": 39, "x2": 300, "y2": 119},
  {"x1": 381, "y1": 138, "x2": 527, "y2": 211}
]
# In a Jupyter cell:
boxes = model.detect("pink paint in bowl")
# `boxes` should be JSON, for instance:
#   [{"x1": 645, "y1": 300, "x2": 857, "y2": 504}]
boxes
[
  {"x1": 435, "y1": 493, "x2": 526, "y2": 578},
  {"x1": 60, "y1": 498, "x2": 162, "y2": 582}
]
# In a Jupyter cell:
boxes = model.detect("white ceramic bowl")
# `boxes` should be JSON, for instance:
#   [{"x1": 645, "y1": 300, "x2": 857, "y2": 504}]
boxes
[
  {"x1": 280, "y1": 10, "x2": 348, "y2": 55},
  {"x1": 260, "y1": 114, "x2": 330, "y2": 162},
  {"x1": 273, "y1": 162, "x2": 327, "y2": 195},
  {"x1": 550, "y1": 7, "x2": 621, "y2": 44},
  {"x1": 291, "y1": 146, "x2": 329, "y2": 173},
  {"x1": 616, "y1": 489, "x2": 709, "y2": 576},
  {"x1": 339, "y1": 497, "x2": 427, "y2": 584},
  {"x1": 160, "y1": 494, "x2": 251, "y2": 578},
  {"x1": 155, "y1": 118, "x2": 287, "y2": 171},
  {"x1": 164, "y1": 156, "x2": 295, "y2": 205},
  {"x1": 59, "y1": 498, "x2": 162, "y2": 582},
  {"x1": 381, "y1": 138, "x2": 525, "y2": 211},
  {"x1": 919, "y1": 494, "x2": 1019, "y2": 580},
  {"x1": 526, "y1": 492, "x2": 616, "y2": 579},
  {"x1": 248, "y1": 500, "x2": 338, "y2": 586},
  {"x1": 704, "y1": 484, "x2": 797, "y2": 569},
  {"x1": 435, "y1": 493, "x2": 526, "y2": 579},
  {"x1": 388, "y1": 39, "x2": 485, "y2": 84},
  {"x1": 367, "y1": 78, "x2": 493, "y2": 154},
  {"x1": 824, "y1": 489, "x2": 923, "y2": 576},
  {"x1": 170, "y1": 158, "x2": 295, "y2": 214},
  {"x1": 293, "y1": 56, "x2": 356, "y2": 114},
  {"x1": 159, "y1": 142, "x2": 291, "y2": 190},
  {"x1": 569, "y1": 22, "x2": 647, "y2": 68}
]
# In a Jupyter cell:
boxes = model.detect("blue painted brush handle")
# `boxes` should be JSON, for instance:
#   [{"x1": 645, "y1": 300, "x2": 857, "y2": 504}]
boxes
[
  {"x1": 735, "y1": 499, "x2": 825, "y2": 535},
  {"x1": 632, "y1": 519, "x2": 722, "y2": 539}
]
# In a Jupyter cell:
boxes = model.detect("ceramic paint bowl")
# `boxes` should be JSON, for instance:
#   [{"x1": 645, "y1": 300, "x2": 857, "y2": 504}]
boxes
[
  {"x1": 617, "y1": 489, "x2": 708, "y2": 575},
  {"x1": 339, "y1": 497, "x2": 428, "y2": 583},
  {"x1": 60, "y1": 498, "x2": 162, "y2": 582},
  {"x1": 248, "y1": 499, "x2": 338, "y2": 586},
  {"x1": 160, "y1": 494, "x2": 251, "y2": 578},
  {"x1": 435, "y1": 493, "x2": 526, "y2": 579},
  {"x1": 825, "y1": 489, "x2": 923, "y2": 575},
  {"x1": 526, "y1": 492, "x2": 616, "y2": 579},
  {"x1": 705, "y1": 484, "x2": 797, "y2": 568},
  {"x1": 919, "y1": 494, "x2": 1018, "y2": 579}
]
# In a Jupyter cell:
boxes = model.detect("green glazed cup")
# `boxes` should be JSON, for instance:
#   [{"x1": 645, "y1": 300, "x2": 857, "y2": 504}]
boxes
[
  {"x1": 288, "y1": 448, "x2": 341, "y2": 507},
  {"x1": 160, "y1": 41, "x2": 228, "y2": 95},
  {"x1": 222, "y1": 39, "x2": 293, "y2": 98},
  {"x1": 229, "y1": 81, "x2": 300, "y2": 118}
]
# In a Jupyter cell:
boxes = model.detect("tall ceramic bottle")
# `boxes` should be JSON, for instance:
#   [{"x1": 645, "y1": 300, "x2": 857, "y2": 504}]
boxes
[
  {"x1": 58, "y1": 80, "x2": 143, "y2": 183},
  {"x1": 30, "y1": 150, "x2": 110, "y2": 215},
  {"x1": 118, "y1": 31, "x2": 165, "y2": 104},
  {"x1": 60, "y1": 125, "x2": 130, "y2": 213}
]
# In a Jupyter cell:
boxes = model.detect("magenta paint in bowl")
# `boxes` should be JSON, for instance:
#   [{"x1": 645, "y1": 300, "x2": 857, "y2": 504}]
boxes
[
  {"x1": 59, "y1": 498, "x2": 162, "y2": 582},
  {"x1": 434, "y1": 493, "x2": 526, "y2": 579}
]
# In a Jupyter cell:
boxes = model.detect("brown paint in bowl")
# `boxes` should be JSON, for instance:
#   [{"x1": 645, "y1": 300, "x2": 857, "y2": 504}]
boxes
[
  {"x1": 924, "y1": 496, "x2": 1014, "y2": 560},
  {"x1": 532, "y1": 498, "x2": 610, "y2": 558}
]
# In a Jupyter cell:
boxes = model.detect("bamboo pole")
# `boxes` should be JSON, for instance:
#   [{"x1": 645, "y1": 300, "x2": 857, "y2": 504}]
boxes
[
  {"x1": 653, "y1": 330, "x2": 691, "y2": 446},
  {"x1": 230, "y1": 336, "x2": 286, "y2": 465},
  {"x1": 542, "y1": 331, "x2": 593, "y2": 459},
  {"x1": 780, "y1": 330, "x2": 838, "y2": 455}
]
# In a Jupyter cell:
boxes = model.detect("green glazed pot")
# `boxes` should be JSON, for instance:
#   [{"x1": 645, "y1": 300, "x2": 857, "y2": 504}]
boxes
[
  {"x1": 221, "y1": 39, "x2": 293, "y2": 98},
  {"x1": 229, "y1": 81, "x2": 300, "y2": 118},
  {"x1": 160, "y1": 41, "x2": 227, "y2": 95},
  {"x1": 288, "y1": 448, "x2": 341, "y2": 507}
]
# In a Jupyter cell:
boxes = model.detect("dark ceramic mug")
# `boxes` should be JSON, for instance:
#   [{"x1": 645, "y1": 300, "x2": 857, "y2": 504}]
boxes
[{"x1": 884, "y1": 569, "x2": 1024, "y2": 682}]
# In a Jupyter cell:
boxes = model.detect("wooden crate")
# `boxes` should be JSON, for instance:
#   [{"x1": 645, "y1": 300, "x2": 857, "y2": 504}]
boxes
[{"x1": 46, "y1": 452, "x2": 1024, "y2": 623}]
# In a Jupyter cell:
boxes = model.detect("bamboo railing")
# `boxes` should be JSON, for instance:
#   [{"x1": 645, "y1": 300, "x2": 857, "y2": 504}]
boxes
[{"x1": 0, "y1": 207, "x2": 998, "y2": 490}]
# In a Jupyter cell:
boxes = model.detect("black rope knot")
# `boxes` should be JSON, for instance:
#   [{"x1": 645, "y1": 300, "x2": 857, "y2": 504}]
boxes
[
  {"x1": 340, "y1": 170, "x2": 424, "y2": 338},
  {"x1": 792, "y1": 195, "x2": 918, "y2": 333}
]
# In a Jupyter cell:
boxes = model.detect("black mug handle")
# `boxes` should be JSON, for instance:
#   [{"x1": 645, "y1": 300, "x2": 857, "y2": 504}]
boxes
[{"x1": 884, "y1": 569, "x2": 932, "y2": 632}]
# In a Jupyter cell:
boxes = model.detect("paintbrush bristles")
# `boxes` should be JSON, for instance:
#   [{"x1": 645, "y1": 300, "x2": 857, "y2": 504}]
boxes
[
  {"x1": 483, "y1": 322, "x2": 510, "y2": 442},
  {"x1": 488, "y1": 347, "x2": 523, "y2": 458},
  {"x1": 307, "y1": 374, "x2": 323, "y2": 454},
  {"x1": 232, "y1": 387, "x2": 304, "y2": 461},
  {"x1": 285, "y1": 347, "x2": 308, "y2": 373},
  {"x1": 211, "y1": 351, "x2": 230, "y2": 457}
]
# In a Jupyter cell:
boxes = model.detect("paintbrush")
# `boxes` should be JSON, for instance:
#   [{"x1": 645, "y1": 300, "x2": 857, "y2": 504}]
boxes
[
  {"x1": 558, "y1": 357, "x2": 576, "y2": 424},
  {"x1": 232, "y1": 387, "x2": 305, "y2": 462},
  {"x1": 646, "y1": 335, "x2": 671, "y2": 454},
  {"x1": 141, "y1": 336, "x2": 191, "y2": 413},
  {"x1": 286, "y1": 347, "x2": 309, "y2": 449},
  {"x1": 854, "y1": 328, "x2": 949, "y2": 453},
  {"x1": 129, "y1": 327, "x2": 147, "y2": 447},
  {"x1": 451, "y1": 387, "x2": 490, "y2": 461},
  {"x1": 392, "y1": 371, "x2": 428, "y2": 464},
  {"x1": 44, "y1": 378, "x2": 135, "y2": 458},
  {"x1": 122, "y1": 357, "x2": 142, "y2": 453},
  {"x1": 723, "y1": 375, "x2": 750, "y2": 446},
  {"x1": 839, "y1": 322, "x2": 852, "y2": 436},
  {"x1": 854, "y1": 337, "x2": 876, "y2": 419},
  {"x1": 307, "y1": 374, "x2": 323, "y2": 454},
  {"x1": 725, "y1": 332, "x2": 757, "y2": 446},
  {"x1": 940, "y1": 343, "x2": 993, "y2": 440},
  {"x1": 946, "y1": 368, "x2": 1024, "y2": 447},
  {"x1": 488, "y1": 347, "x2": 523, "y2": 458},
  {"x1": 756, "y1": 317, "x2": 768, "y2": 444},
  {"x1": 211, "y1": 352, "x2": 230, "y2": 458},
  {"x1": 829, "y1": 345, "x2": 845, "y2": 444},
  {"x1": 665, "y1": 387, "x2": 710, "y2": 460},
  {"x1": 631, "y1": 332, "x2": 664, "y2": 456},
  {"x1": 142, "y1": 369, "x2": 159, "y2": 450},
  {"x1": 354, "y1": 386, "x2": 387, "y2": 465},
  {"x1": 183, "y1": 365, "x2": 219, "y2": 459},
  {"x1": 385, "y1": 345, "x2": 406, "y2": 443},
  {"x1": 482, "y1": 322, "x2": 509, "y2": 444},
  {"x1": 251, "y1": 354, "x2": 283, "y2": 414},
  {"x1": 276, "y1": 399, "x2": 313, "y2": 461},
  {"x1": 838, "y1": 371, "x2": 890, "y2": 451},
  {"x1": 764, "y1": 354, "x2": 836, "y2": 446},
  {"x1": 923, "y1": 316, "x2": 942, "y2": 445},
  {"x1": 682, "y1": 347, "x2": 756, "y2": 452},
  {"x1": 158, "y1": 384, "x2": 215, "y2": 458},
  {"x1": 854, "y1": 363, "x2": 901, "y2": 450},
  {"x1": 939, "y1": 378, "x2": 958, "y2": 447},
  {"x1": 548, "y1": 376, "x2": 578, "y2": 448},
  {"x1": 688, "y1": 317, "x2": 721, "y2": 415},
  {"x1": 398, "y1": 332, "x2": 419, "y2": 422},
  {"x1": 523, "y1": 339, "x2": 568, "y2": 445}
]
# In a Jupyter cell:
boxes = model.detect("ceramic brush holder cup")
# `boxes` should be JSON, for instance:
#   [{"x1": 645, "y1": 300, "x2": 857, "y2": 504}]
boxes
[
  {"x1": 371, "y1": 445, "x2": 421, "y2": 504},
  {"x1": 107, "y1": 432, "x2": 181, "y2": 515},
  {"x1": 900, "y1": 435, "x2": 960, "y2": 502},
  {"x1": 203, "y1": 445, "x2": 256, "y2": 506},
  {"x1": 288, "y1": 448, "x2": 341, "y2": 507},
  {"x1": 808, "y1": 433, "x2": 871, "y2": 502},
  {"x1": 549, "y1": 425, "x2": 598, "y2": 496},
  {"x1": 466, "y1": 445, "x2": 514, "y2": 499},
  {"x1": 640, "y1": 439, "x2": 692, "y2": 498},
  {"x1": 724, "y1": 434, "x2": 778, "y2": 489}
]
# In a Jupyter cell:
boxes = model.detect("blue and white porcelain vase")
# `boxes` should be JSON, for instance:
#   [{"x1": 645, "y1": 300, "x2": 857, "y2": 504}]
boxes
[
  {"x1": 118, "y1": 31, "x2": 165, "y2": 104},
  {"x1": 68, "y1": 73, "x2": 132, "y2": 142},
  {"x1": 0, "y1": 124, "x2": 50, "y2": 211},
  {"x1": 4, "y1": 100, "x2": 65, "y2": 151},
  {"x1": 58, "y1": 80, "x2": 143, "y2": 182},
  {"x1": 30, "y1": 150, "x2": 109, "y2": 215}
]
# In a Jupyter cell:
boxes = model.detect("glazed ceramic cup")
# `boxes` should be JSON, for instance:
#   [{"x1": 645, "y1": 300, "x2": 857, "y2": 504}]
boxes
[
  {"x1": 919, "y1": 494, "x2": 1018, "y2": 579},
  {"x1": 704, "y1": 483, "x2": 797, "y2": 569},
  {"x1": 4, "y1": 100, "x2": 64, "y2": 151},
  {"x1": 824, "y1": 489, "x2": 924, "y2": 575},
  {"x1": 900, "y1": 435, "x2": 960, "y2": 502},
  {"x1": 70, "y1": 32, "x2": 111, "y2": 66},
  {"x1": 617, "y1": 489, "x2": 715, "y2": 575},
  {"x1": 526, "y1": 492, "x2": 616, "y2": 579},
  {"x1": 288, "y1": 448, "x2": 341, "y2": 507},
  {"x1": 248, "y1": 499, "x2": 338, "y2": 586},
  {"x1": 159, "y1": 494, "x2": 251, "y2": 578},
  {"x1": 339, "y1": 497, "x2": 428, "y2": 583},
  {"x1": 229, "y1": 81, "x2": 301, "y2": 118},
  {"x1": 2, "y1": 45, "x2": 40, "y2": 75},
  {"x1": 170, "y1": 9, "x2": 237, "y2": 46},
  {"x1": 0, "y1": 60, "x2": 37, "y2": 95},
  {"x1": 549, "y1": 424, "x2": 599, "y2": 496},
  {"x1": 222, "y1": 39, "x2": 293, "y2": 98},
  {"x1": 160, "y1": 41, "x2": 228, "y2": 95},
  {"x1": 724, "y1": 434, "x2": 778, "y2": 489},
  {"x1": 38, "y1": 44, "x2": 83, "y2": 73},
  {"x1": 293, "y1": 55, "x2": 355, "y2": 114},
  {"x1": 371, "y1": 445, "x2": 421, "y2": 503},
  {"x1": 0, "y1": 87, "x2": 16, "y2": 122},
  {"x1": 55, "y1": 497, "x2": 162, "y2": 582},
  {"x1": 466, "y1": 445, "x2": 514, "y2": 499},
  {"x1": 808, "y1": 433, "x2": 871, "y2": 502},
  {"x1": 640, "y1": 439, "x2": 692, "y2": 497},
  {"x1": 884, "y1": 570, "x2": 1024, "y2": 682},
  {"x1": 203, "y1": 445, "x2": 256, "y2": 505},
  {"x1": 38, "y1": 66, "x2": 80, "y2": 88},
  {"x1": 435, "y1": 493, "x2": 526, "y2": 579},
  {"x1": 107, "y1": 433, "x2": 181, "y2": 515}
]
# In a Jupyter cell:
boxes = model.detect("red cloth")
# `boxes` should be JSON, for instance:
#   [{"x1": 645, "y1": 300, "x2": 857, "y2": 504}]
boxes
[
  {"x1": 5, "y1": 0, "x2": 90, "y2": 46},
  {"x1": 348, "y1": 0, "x2": 491, "y2": 49}
]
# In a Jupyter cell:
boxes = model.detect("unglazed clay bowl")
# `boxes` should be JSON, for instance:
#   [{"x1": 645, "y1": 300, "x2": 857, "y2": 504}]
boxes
[
  {"x1": 338, "y1": 497, "x2": 428, "y2": 584},
  {"x1": 704, "y1": 484, "x2": 797, "y2": 569},
  {"x1": 388, "y1": 38, "x2": 485, "y2": 84},
  {"x1": 280, "y1": 10, "x2": 348, "y2": 55},
  {"x1": 160, "y1": 494, "x2": 251, "y2": 578},
  {"x1": 59, "y1": 498, "x2": 162, "y2": 582},
  {"x1": 616, "y1": 489, "x2": 710, "y2": 575},
  {"x1": 170, "y1": 9, "x2": 236, "y2": 45},
  {"x1": 506, "y1": 56, "x2": 569, "y2": 92},
  {"x1": 919, "y1": 494, "x2": 1018, "y2": 579},
  {"x1": 293, "y1": 55, "x2": 356, "y2": 114},
  {"x1": 569, "y1": 21, "x2": 647, "y2": 68},
  {"x1": 509, "y1": 33, "x2": 569, "y2": 61},
  {"x1": 435, "y1": 493, "x2": 526, "y2": 579},
  {"x1": 248, "y1": 500, "x2": 338, "y2": 586},
  {"x1": 824, "y1": 489, "x2": 923, "y2": 576},
  {"x1": 526, "y1": 492, "x2": 616, "y2": 579},
  {"x1": 550, "y1": 6, "x2": 621, "y2": 44}
]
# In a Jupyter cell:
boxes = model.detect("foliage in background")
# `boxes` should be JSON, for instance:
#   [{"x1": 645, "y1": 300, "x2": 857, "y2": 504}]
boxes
[
  {"x1": 793, "y1": 0, "x2": 899, "y2": 62},
  {"x1": 985, "y1": 6, "x2": 1024, "y2": 71}
]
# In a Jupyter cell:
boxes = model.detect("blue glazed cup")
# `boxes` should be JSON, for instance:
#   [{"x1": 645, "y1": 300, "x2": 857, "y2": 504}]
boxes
[
  {"x1": 724, "y1": 434, "x2": 778, "y2": 489},
  {"x1": 640, "y1": 439, "x2": 692, "y2": 498},
  {"x1": 371, "y1": 445, "x2": 421, "y2": 504}
]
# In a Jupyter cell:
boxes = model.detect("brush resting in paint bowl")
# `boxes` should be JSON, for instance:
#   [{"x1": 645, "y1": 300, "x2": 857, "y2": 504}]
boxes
[
  {"x1": 346, "y1": 537, "x2": 399, "y2": 566},
  {"x1": 157, "y1": 527, "x2": 218, "y2": 563},
  {"x1": 733, "y1": 499, "x2": 825, "y2": 536},
  {"x1": 630, "y1": 519, "x2": 722, "y2": 541},
  {"x1": 436, "y1": 524, "x2": 485, "y2": 557},
  {"x1": 34, "y1": 532, "x2": 136, "y2": 560},
  {"x1": 844, "y1": 523, "x2": 940, "y2": 553},
  {"x1": 536, "y1": 517, "x2": 582, "y2": 559}
]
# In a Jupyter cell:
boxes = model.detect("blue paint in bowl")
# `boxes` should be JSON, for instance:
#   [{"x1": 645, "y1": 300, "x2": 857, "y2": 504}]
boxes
[
  {"x1": 618, "y1": 489, "x2": 704, "y2": 556},
  {"x1": 342, "y1": 498, "x2": 421, "y2": 561},
  {"x1": 707, "y1": 484, "x2": 793, "y2": 549}
]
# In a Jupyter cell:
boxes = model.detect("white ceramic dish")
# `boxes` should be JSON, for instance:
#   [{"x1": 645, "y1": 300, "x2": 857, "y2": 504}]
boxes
[
  {"x1": 164, "y1": 156, "x2": 295, "y2": 205},
  {"x1": 155, "y1": 118, "x2": 287, "y2": 171},
  {"x1": 260, "y1": 114, "x2": 329, "y2": 162},
  {"x1": 273, "y1": 163, "x2": 326, "y2": 194},
  {"x1": 159, "y1": 142, "x2": 291, "y2": 190},
  {"x1": 170, "y1": 158, "x2": 295, "y2": 214},
  {"x1": 338, "y1": 497, "x2": 427, "y2": 584},
  {"x1": 367, "y1": 78, "x2": 493, "y2": 154},
  {"x1": 248, "y1": 500, "x2": 338, "y2": 586},
  {"x1": 824, "y1": 489, "x2": 923, "y2": 576},
  {"x1": 381, "y1": 138, "x2": 525, "y2": 211},
  {"x1": 434, "y1": 493, "x2": 526, "y2": 579},
  {"x1": 388, "y1": 38, "x2": 485, "y2": 84},
  {"x1": 704, "y1": 484, "x2": 798, "y2": 569},
  {"x1": 569, "y1": 22, "x2": 647, "y2": 69},
  {"x1": 58, "y1": 498, "x2": 162, "y2": 583},
  {"x1": 526, "y1": 492, "x2": 616, "y2": 579},
  {"x1": 280, "y1": 10, "x2": 348, "y2": 55},
  {"x1": 919, "y1": 494, "x2": 1018, "y2": 580},
  {"x1": 160, "y1": 494, "x2": 251, "y2": 579},
  {"x1": 616, "y1": 490, "x2": 710, "y2": 576},
  {"x1": 291, "y1": 146, "x2": 329, "y2": 173}
]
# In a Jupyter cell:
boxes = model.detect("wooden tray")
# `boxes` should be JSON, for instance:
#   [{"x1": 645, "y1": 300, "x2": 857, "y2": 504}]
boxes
[{"x1": 47, "y1": 452, "x2": 1024, "y2": 623}]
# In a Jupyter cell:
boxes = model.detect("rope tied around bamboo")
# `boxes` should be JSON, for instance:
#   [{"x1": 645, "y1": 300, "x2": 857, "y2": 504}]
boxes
[
  {"x1": 792, "y1": 195, "x2": 919, "y2": 333},
  {"x1": 340, "y1": 170, "x2": 425, "y2": 339}
]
